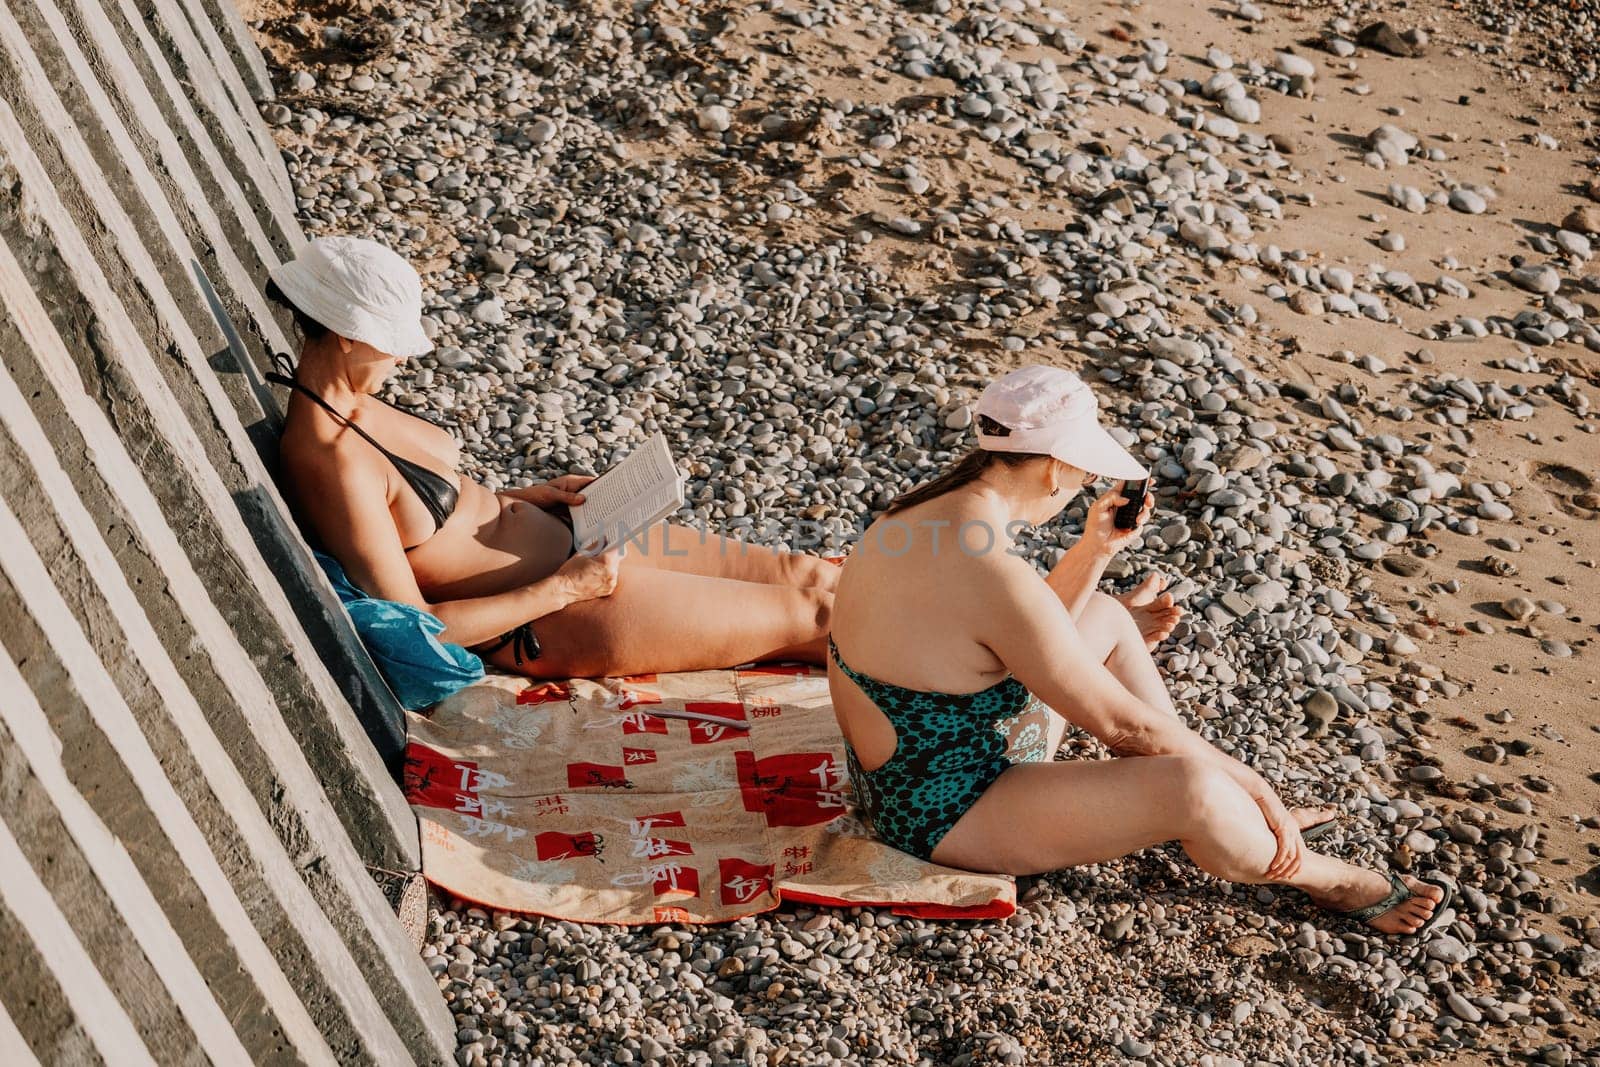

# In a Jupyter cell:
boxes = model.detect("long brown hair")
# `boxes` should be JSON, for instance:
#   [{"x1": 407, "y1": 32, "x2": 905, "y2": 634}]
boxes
[
  {"x1": 882, "y1": 415, "x2": 1049, "y2": 515},
  {"x1": 265, "y1": 278, "x2": 331, "y2": 343}
]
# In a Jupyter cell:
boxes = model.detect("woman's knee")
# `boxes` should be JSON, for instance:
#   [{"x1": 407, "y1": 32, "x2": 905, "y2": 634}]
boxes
[
  {"x1": 1088, "y1": 590, "x2": 1141, "y2": 641},
  {"x1": 1088, "y1": 589, "x2": 1123, "y2": 613},
  {"x1": 777, "y1": 550, "x2": 817, "y2": 586},
  {"x1": 1167, "y1": 756, "x2": 1246, "y2": 834}
]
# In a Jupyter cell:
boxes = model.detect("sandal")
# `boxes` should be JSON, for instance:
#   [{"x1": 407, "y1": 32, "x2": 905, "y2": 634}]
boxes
[
  {"x1": 1301, "y1": 817, "x2": 1339, "y2": 843},
  {"x1": 1338, "y1": 871, "x2": 1454, "y2": 936}
]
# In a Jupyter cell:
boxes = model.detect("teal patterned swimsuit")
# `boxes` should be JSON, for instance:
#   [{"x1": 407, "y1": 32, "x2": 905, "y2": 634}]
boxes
[{"x1": 828, "y1": 634, "x2": 1037, "y2": 861}]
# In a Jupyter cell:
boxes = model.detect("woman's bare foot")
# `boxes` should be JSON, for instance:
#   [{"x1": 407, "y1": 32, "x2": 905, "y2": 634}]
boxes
[
  {"x1": 1292, "y1": 805, "x2": 1339, "y2": 831},
  {"x1": 1116, "y1": 573, "x2": 1184, "y2": 649},
  {"x1": 1305, "y1": 870, "x2": 1444, "y2": 935}
]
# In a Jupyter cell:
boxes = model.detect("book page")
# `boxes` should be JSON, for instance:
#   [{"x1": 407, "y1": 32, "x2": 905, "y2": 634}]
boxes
[{"x1": 569, "y1": 432, "x2": 684, "y2": 551}]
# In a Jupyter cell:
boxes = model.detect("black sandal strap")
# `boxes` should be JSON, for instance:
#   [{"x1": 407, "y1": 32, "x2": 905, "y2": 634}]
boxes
[{"x1": 1342, "y1": 870, "x2": 1412, "y2": 923}]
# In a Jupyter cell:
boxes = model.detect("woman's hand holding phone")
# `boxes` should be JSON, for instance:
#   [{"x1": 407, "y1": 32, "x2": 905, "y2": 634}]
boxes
[
  {"x1": 1113, "y1": 478, "x2": 1150, "y2": 530},
  {"x1": 1082, "y1": 480, "x2": 1152, "y2": 558}
]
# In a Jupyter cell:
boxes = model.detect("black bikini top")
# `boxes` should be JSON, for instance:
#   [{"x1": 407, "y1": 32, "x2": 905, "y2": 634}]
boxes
[{"x1": 267, "y1": 355, "x2": 460, "y2": 551}]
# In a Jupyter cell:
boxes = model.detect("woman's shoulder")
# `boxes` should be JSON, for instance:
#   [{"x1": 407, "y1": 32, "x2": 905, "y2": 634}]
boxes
[
  {"x1": 847, "y1": 512, "x2": 1037, "y2": 604},
  {"x1": 277, "y1": 413, "x2": 387, "y2": 493}
]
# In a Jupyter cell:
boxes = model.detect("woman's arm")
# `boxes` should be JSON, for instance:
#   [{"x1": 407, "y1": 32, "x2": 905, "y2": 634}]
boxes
[
  {"x1": 500, "y1": 474, "x2": 594, "y2": 509},
  {"x1": 983, "y1": 560, "x2": 1236, "y2": 772},
  {"x1": 427, "y1": 576, "x2": 586, "y2": 648},
  {"x1": 301, "y1": 452, "x2": 615, "y2": 647},
  {"x1": 1043, "y1": 541, "x2": 1112, "y2": 621},
  {"x1": 1107, "y1": 709, "x2": 1275, "y2": 801},
  {"x1": 985, "y1": 561, "x2": 1307, "y2": 880}
]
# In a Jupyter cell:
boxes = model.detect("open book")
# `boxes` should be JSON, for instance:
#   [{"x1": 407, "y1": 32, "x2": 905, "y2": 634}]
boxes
[{"x1": 568, "y1": 432, "x2": 685, "y2": 553}]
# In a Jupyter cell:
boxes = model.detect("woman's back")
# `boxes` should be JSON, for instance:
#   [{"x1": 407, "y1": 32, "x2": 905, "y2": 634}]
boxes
[
  {"x1": 826, "y1": 486, "x2": 1054, "y2": 861},
  {"x1": 823, "y1": 366, "x2": 1456, "y2": 938},
  {"x1": 831, "y1": 491, "x2": 1024, "y2": 695},
  {"x1": 827, "y1": 489, "x2": 1040, "y2": 798}
]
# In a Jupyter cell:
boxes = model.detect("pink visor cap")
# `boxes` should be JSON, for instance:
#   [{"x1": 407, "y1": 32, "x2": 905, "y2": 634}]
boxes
[{"x1": 973, "y1": 365, "x2": 1149, "y2": 481}]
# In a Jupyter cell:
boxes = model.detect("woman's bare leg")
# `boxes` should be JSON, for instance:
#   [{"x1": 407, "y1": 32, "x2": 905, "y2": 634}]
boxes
[
  {"x1": 1034, "y1": 590, "x2": 1173, "y2": 763},
  {"x1": 1057, "y1": 591, "x2": 1340, "y2": 830},
  {"x1": 932, "y1": 754, "x2": 1442, "y2": 935},
  {"x1": 1076, "y1": 589, "x2": 1180, "y2": 715},
  {"x1": 476, "y1": 565, "x2": 830, "y2": 678},
  {"x1": 619, "y1": 520, "x2": 840, "y2": 592}
]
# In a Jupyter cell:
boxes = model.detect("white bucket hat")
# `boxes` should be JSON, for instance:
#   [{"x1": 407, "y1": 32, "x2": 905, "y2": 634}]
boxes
[
  {"x1": 974, "y1": 364, "x2": 1149, "y2": 481},
  {"x1": 267, "y1": 236, "x2": 434, "y2": 357}
]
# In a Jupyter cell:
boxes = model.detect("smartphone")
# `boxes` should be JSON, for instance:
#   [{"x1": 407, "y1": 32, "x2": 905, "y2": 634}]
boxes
[{"x1": 1112, "y1": 479, "x2": 1149, "y2": 530}]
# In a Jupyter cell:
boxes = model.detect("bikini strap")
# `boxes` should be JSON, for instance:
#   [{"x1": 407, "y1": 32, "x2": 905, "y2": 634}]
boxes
[
  {"x1": 270, "y1": 350, "x2": 449, "y2": 431},
  {"x1": 265, "y1": 358, "x2": 402, "y2": 460},
  {"x1": 268, "y1": 354, "x2": 457, "y2": 538}
]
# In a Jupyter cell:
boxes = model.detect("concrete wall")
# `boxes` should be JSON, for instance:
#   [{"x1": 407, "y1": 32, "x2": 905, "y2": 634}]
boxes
[{"x1": 0, "y1": 0, "x2": 453, "y2": 1060}]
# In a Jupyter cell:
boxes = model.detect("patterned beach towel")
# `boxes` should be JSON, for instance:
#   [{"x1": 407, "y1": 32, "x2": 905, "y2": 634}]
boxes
[{"x1": 405, "y1": 664, "x2": 1051, "y2": 924}]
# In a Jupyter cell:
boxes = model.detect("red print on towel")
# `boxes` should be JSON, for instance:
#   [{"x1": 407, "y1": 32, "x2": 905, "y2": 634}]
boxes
[
  {"x1": 619, "y1": 812, "x2": 696, "y2": 886},
  {"x1": 516, "y1": 681, "x2": 571, "y2": 705},
  {"x1": 736, "y1": 750, "x2": 851, "y2": 827},
  {"x1": 616, "y1": 689, "x2": 662, "y2": 712},
  {"x1": 627, "y1": 811, "x2": 691, "y2": 859},
  {"x1": 622, "y1": 746, "x2": 658, "y2": 765},
  {"x1": 566, "y1": 762, "x2": 632, "y2": 789},
  {"x1": 404, "y1": 744, "x2": 471, "y2": 809},
  {"x1": 631, "y1": 837, "x2": 694, "y2": 859},
  {"x1": 652, "y1": 864, "x2": 698, "y2": 898},
  {"x1": 615, "y1": 860, "x2": 700, "y2": 897},
  {"x1": 614, "y1": 675, "x2": 662, "y2": 710},
  {"x1": 535, "y1": 830, "x2": 603, "y2": 861},
  {"x1": 621, "y1": 711, "x2": 669, "y2": 736},
  {"x1": 719, "y1": 858, "x2": 774, "y2": 906},
  {"x1": 687, "y1": 701, "x2": 747, "y2": 744}
]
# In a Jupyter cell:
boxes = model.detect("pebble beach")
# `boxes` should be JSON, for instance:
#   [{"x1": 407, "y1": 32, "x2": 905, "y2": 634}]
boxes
[{"x1": 244, "y1": 0, "x2": 1600, "y2": 1063}]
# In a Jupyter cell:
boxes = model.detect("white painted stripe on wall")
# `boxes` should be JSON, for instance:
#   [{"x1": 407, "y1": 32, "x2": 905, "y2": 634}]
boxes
[
  {"x1": 86, "y1": 0, "x2": 299, "y2": 252},
  {"x1": 0, "y1": 141, "x2": 448, "y2": 1057},
  {"x1": 0, "y1": 494, "x2": 342, "y2": 1067},
  {"x1": 0, "y1": 75, "x2": 416, "y2": 863},
  {"x1": 3, "y1": 0, "x2": 293, "y2": 357},
  {"x1": 98, "y1": 0, "x2": 302, "y2": 247},
  {"x1": 0, "y1": 258, "x2": 416, "y2": 1061},
  {"x1": 185, "y1": 0, "x2": 275, "y2": 103},
  {"x1": 0, "y1": 650, "x2": 252, "y2": 1063},
  {"x1": 0, "y1": 815, "x2": 158, "y2": 1067},
  {"x1": 152, "y1": 0, "x2": 294, "y2": 204}
]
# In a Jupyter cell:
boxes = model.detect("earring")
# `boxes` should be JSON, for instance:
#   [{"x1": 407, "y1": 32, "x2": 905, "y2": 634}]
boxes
[{"x1": 1050, "y1": 486, "x2": 1061, "y2": 497}]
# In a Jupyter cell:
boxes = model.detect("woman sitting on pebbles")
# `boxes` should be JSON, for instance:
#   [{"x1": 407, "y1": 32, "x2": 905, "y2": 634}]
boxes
[
  {"x1": 827, "y1": 364, "x2": 1453, "y2": 936},
  {"x1": 264, "y1": 235, "x2": 841, "y2": 677}
]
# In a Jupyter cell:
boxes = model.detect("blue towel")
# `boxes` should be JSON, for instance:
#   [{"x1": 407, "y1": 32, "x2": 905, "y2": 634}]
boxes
[{"x1": 313, "y1": 550, "x2": 484, "y2": 710}]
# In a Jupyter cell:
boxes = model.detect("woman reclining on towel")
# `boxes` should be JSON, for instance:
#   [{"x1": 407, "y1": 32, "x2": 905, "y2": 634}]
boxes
[
  {"x1": 264, "y1": 235, "x2": 844, "y2": 678},
  {"x1": 825, "y1": 364, "x2": 1452, "y2": 936}
]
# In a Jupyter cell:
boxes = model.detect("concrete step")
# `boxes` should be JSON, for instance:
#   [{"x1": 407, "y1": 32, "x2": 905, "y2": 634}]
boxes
[{"x1": 0, "y1": 0, "x2": 458, "y2": 1058}]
